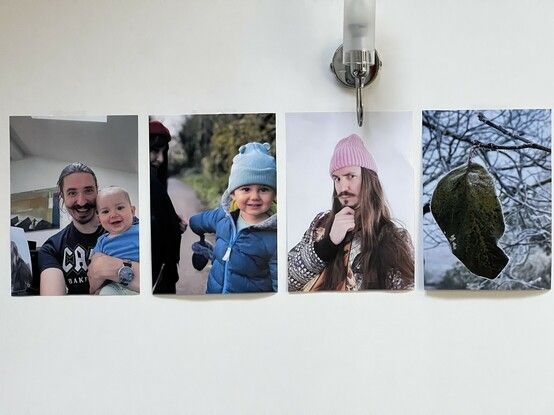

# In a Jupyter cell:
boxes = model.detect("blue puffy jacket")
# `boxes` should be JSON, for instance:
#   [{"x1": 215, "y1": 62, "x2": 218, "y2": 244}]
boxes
[{"x1": 189, "y1": 192, "x2": 277, "y2": 294}]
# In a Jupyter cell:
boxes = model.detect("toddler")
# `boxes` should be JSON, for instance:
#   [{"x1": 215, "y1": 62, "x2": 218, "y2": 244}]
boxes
[{"x1": 189, "y1": 142, "x2": 277, "y2": 293}]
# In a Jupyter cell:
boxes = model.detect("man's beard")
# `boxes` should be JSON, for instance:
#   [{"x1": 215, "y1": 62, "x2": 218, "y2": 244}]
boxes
[
  {"x1": 67, "y1": 202, "x2": 96, "y2": 224},
  {"x1": 336, "y1": 192, "x2": 359, "y2": 209}
]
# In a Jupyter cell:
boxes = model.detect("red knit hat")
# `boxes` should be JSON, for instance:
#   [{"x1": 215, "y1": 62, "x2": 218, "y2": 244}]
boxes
[
  {"x1": 149, "y1": 120, "x2": 171, "y2": 140},
  {"x1": 329, "y1": 134, "x2": 378, "y2": 175}
]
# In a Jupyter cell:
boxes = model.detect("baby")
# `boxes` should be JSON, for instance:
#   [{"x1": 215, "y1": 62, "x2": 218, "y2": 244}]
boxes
[
  {"x1": 90, "y1": 186, "x2": 139, "y2": 295},
  {"x1": 189, "y1": 142, "x2": 277, "y2": 294}
]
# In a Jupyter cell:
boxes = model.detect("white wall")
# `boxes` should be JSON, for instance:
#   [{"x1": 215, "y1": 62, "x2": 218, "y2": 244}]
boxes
[
  {"x1": 11, "y1": 156, "x2": 139, "y2": 246},
  {"x1": 0, "y1": 1, "x2": 553, "y2": 414}
]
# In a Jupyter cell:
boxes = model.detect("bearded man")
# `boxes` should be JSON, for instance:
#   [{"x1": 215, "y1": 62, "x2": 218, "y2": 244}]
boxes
[
  {"x1": 38, "y1": 162, "x2": 140, "y2": 295},
  {"x1": 288, "y1": 134, "x2": 414, "y2": 291}
]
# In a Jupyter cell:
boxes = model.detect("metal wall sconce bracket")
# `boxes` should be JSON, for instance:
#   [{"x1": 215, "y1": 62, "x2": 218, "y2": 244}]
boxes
[{"x1": 330, "y1": 46, "x2": 382, "y2": 127}]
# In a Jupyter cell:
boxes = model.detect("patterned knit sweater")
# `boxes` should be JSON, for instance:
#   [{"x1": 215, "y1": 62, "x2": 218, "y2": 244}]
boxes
[{"x1": 288, "y1": 211, "x2": 414, "y2": 291}]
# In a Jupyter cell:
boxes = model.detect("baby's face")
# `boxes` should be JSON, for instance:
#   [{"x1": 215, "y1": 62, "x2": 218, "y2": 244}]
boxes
[{"x1": 96, "y1": 192, "x2": 135, "y2": 235}]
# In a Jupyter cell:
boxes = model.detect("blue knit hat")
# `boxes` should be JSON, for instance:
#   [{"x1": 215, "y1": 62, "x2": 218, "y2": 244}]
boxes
[{"x1": 227, "y1": 142, "x2": 276, "y2": 193}]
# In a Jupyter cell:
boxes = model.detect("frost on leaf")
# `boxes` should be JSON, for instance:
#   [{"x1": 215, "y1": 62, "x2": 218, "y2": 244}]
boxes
[{"x1": 431, "y1": 162, "x2": 509, "y2": 279}]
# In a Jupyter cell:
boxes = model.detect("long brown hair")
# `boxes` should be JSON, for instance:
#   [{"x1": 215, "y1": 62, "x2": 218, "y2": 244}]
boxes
[{"x1": 320, "y1": 168, "x2": 413, "y2": 290}]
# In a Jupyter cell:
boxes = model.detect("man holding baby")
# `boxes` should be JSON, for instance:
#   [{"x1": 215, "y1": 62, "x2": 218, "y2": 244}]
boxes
[{"x1": 38, "y1": 162, "x2": 140, "y2": 295}]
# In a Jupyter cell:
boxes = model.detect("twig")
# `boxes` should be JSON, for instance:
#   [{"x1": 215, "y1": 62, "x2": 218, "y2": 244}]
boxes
[
  {"x1": 423, "y1": 202, "x2": 431, "y2": 215},
  {"x1": 477, "y1": 112, "x2": 551, "y2": 152},
  {"x1": 423, "y1": 120, "x2": 551, "y2": 153}
]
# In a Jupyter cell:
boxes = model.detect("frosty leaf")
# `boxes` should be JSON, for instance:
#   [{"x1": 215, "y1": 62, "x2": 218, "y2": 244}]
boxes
[{"x1": 431, "y1": 162, "x2": 509, "y2": 279}]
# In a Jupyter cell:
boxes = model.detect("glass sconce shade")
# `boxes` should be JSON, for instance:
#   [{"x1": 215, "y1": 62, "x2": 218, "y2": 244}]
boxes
[{"x1": 343, "y1": 0, "x2": 376, "y2": 68}]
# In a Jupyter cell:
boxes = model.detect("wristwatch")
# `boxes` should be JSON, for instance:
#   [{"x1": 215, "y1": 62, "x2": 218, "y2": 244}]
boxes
[{"x1": 118, "y1": 261, "x2": 135, "y2": 286}]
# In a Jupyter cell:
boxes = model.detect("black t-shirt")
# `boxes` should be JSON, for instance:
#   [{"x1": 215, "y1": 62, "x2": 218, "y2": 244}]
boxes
[{"x1": 38, "y1": 222, "x2": 105, "y2": 295}]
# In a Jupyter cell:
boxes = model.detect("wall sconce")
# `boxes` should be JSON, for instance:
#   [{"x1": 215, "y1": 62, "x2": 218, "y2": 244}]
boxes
[{"x1": 330, "y1": 0, "x2": 381, "y2": 127}]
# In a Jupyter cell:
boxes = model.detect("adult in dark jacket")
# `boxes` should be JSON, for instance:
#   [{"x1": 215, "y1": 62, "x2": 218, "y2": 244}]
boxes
[{"x1": 150, "y1": 120, "x2": 184, "y2": 294}]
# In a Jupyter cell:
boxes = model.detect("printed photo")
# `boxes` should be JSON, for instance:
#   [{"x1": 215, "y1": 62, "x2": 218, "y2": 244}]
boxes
[
  {"x1": 286, "y1": 112, "x2": 415, "y2": 292},
  {"x1": 149, "y1": 113, "x2": 277, "y2": 295},
  {"x1": 422, "y1": 109, "x2": 551, "y2": 290},
  {"x1": 10, "y1": 115, "x2": 139, "y2": 296},
  {"x1": 11, "y1": 227, "x2": 35, "y2": 296},
  {"x1": 11, "y1": 188, "x2": 60, "y2": 232}
]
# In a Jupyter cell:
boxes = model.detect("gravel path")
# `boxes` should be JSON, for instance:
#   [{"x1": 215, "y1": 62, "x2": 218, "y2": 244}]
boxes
[{"x1": 167, "y1": 177, "x2": 210, "y2": 295}]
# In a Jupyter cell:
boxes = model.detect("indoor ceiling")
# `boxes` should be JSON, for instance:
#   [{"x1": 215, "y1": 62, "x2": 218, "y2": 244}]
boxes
[{"x1": 10, "y1": 115, "x2": 138, "y2": 173}]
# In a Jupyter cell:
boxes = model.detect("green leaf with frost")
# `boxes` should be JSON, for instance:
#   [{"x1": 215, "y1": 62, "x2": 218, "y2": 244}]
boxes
[{"x1": 431, "y1": 163, "x2": 509, "y2": 279}]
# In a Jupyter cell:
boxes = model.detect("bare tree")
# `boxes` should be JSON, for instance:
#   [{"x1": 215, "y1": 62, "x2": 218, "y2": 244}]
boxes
[{"x1": 423, "y1": 109, "x2": 551, "y2": 290}]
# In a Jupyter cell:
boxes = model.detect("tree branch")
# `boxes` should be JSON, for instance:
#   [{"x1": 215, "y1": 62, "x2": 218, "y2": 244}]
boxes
[
  {"x1": 423, "y1": 202, "x2": 431, "y2": 215},
  {"x1": 477, "y1": 112, "x2": 551, "y2": 152},
  {"x1": 423, "y1": 120, "x2": 551, "y2": 153}
]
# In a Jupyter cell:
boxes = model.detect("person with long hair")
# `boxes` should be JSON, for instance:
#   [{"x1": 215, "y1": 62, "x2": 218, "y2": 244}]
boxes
[{"x1": 288, "y1": 134, "x2": 414, "y2": 291}]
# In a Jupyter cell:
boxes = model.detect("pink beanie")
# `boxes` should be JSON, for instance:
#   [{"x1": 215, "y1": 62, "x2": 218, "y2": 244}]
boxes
[{"x1": 329, "y1": 134, "x2": 378, "y2": 175}]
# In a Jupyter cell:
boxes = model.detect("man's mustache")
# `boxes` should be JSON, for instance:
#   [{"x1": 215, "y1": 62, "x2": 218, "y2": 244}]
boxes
[
  {"x1": 67, "y1": 202, "x2": 96, "y2": 211},
  {"x1": 335, "y1": 191, "x2": 356, "y2": 198}
]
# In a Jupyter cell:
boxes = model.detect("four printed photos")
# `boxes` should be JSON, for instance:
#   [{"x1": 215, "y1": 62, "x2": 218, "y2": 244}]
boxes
[{"x1": 9, "y1": 109, "x2": 552, "y2": 295}]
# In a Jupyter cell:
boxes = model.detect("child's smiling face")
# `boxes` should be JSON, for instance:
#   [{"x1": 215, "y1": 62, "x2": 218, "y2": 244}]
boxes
[
  {"x1": 96, "y1": 189, "x2": 135, "y2": 235},
  {"x1": 231, "y1": 184, "x2": 275, "y2": 224}
]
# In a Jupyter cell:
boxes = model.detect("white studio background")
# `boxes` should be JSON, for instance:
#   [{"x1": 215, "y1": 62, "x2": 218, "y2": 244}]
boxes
[
  {"x1": 0, "y1": 1, "x2": 553, "y2": 414},
  {"x1": 286, "y1": 111, "x2": 414, "y2": 252}
]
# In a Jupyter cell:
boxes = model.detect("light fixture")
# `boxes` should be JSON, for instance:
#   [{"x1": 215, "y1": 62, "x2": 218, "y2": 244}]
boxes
[{"x1": 330, "y1": 0, "x2": 381, "y2": 127}]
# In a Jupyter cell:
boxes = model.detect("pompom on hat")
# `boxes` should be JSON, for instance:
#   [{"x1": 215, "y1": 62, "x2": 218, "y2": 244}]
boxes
[
  {"x1": 329, "y1": 134, "x2": 378, "y2": 175},
  {"x1": 227, "y1": 142, "x2": 276, "y2": 193}
]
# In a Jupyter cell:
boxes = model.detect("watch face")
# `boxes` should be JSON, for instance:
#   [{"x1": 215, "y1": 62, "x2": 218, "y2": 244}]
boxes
[{"x1": 118, "y1": 265, "x2": 134, "y2": 285}]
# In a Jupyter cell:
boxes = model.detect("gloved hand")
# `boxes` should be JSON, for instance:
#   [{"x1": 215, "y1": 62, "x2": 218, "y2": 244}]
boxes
[{"x1": 191, "y1": 236, "x2": 213, "y2": 271}]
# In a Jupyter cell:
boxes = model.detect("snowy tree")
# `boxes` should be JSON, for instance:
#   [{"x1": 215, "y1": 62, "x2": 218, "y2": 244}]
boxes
[{"x1": 422, "y1": 109, "x2": 551, "y2": 290}]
